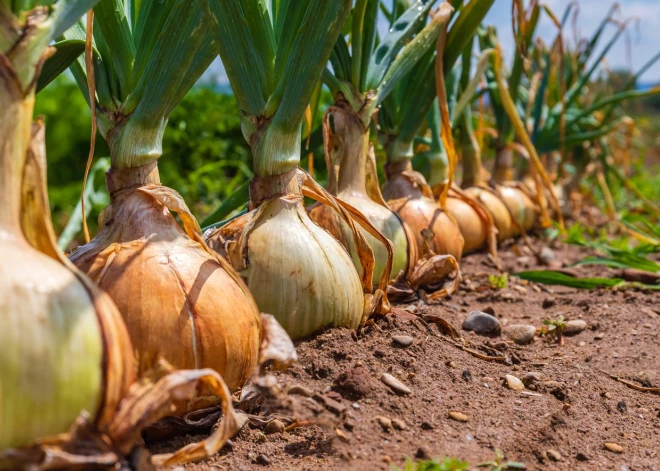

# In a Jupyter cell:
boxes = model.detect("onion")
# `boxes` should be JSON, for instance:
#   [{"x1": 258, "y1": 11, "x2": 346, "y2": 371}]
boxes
[
  {"x1": 464, "y1": 187, "x2": 515, "y2": 241},
  {"x1": 70, "y1": 165, "x2": 262, "y2": 407},
  {"x1": 0, "y1": 113, "x2": 133, "y2": 450},
  {"x1": 309, "y1": 104, "x2": 411, "y2": 283},
  {"x1": 496, "y1": 185, "x2": 537, "y2": 234},
  {"x1": 207, "y1": 169, "x2": 391, "y2": 340},
  {"x1": 382, "y1": 161, "x2": 464, "y2": 268}
]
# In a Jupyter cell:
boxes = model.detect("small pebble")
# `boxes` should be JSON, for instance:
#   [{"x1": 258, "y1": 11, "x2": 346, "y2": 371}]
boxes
[
  {"x1": 392, "y1": 335, "x2": 414, "y2": 347},
  {"x1": 542, "y1": 297, "x2": 556, "y2": 308},
  {"x1": 594, "y1": 333, "x2": 605, "y2": 340},
  {"x1": 604, "y1": 442, "x2": 623, "y2": 453},
  {"x1": 547, "y1": 449, "x2": 562, "y2": 461},
  {"x1": 505, "y1": 374, "x2": 525, "y2": 391},
  {"x1": 391, "y1": 418, "x2": 407, "y2": 430},
  {"x1": 617, "y1": 400, "x2": 627, "y2": 413},
  {"x1": 421, "y1": 421, "x2": 435, "y2": 430},
  {"x1": 564, "y1": 320, "x2": 588, "y2": 336},
  {"x1": 376, "y1": 416, "x2": 392, "y2": 431},
  {"x1": 416, "y1": 447, "x2": 431, "y2": 459},
  {"x1": 381, "y1": 373, "x2": 411, "y2": 394},
  {"x1": 522, "y1": 372, "x2": 542, "y2": 387},
  {"x1": 503, "y1": 324, "x2": 536, "y2": 345},
  {"x1": 265, "y1": 419, "x2": 285, "y2": 434},
  {"x1": 256, "y1": 454, "x2": 271, "y2": 465},
  {"x1": 462, "y1": 311, "x2": 502, "y2": 336},
  {"x1": 462, "y1": 369, "x2": 472, "y2": 382},
  {"x1": 449, "y1": 411, "x2": 469, "y2": 422}
]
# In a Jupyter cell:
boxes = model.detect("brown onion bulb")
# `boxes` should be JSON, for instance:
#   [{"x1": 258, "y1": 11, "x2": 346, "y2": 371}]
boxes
[
  {"x1": 444, "y1": 196, "x2": 488, "y2": 253},
  {"x1": 382, "y1": 167, "x2": 464, "y2": 266},
  {"x1": 497, "y1": 186, "x2": 537, "y2": 234},
  {"x1": 69, "y1": 166, "x2": 261, "y2": 410},
  {"x1": 464, "y1": 187, "x2": 515, "y2": 241}
]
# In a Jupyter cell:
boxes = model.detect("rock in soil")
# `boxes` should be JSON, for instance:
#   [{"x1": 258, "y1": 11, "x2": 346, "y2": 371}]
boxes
[
  {"x1": 381, "y1": 373, "x2": 412, "y2": 395},
  {"x1": 256, "y1": 454, "x2": 271, "y2": 465},
  {"x1": 376, "y1": 416, "x2": 392, "y2": 431},
  {"x1": 564, "y1": 319, "x2": 588, "y2": 336},
  {"x1": 462, "y1": 311, "x2": 502, "y2": 336},
  {"x1": 547, "y1": 449, "x2": 563, "y2": 461},
  {"x1": 391, "y1": 418, "x2": 407, "y2": 430},
  {"x1": 391, "y1": 335, "x2": 414, "y2": 347},
  {"x1": 265, "y1": 419, "x2": 285, "y2": 434},
  {"x1": 594, "y1": 332, "x2": 605, "y2": 340},
  {"x1": 448, "y1": 411, "x2": 469, "y2": 422},
  {"x1": 505, "y1": 374, "x2": 525, "y2": 391},
  {"x1": 503, "y1": 324, "x2": 536, "y2": 345},
  {"x1": 334, "y1": 366, "x2": 374, "y2": 399},
  {"x1": 604, "y1": 442, "x2": 624, "y2": 453},
  {"x1": 522, "y1": 372, "x2": 542, "y2": 387}
]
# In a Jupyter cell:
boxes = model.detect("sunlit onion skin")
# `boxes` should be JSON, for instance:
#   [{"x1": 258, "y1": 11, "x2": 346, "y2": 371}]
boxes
[
  {"x1": 207, "y1": 171, "x2": 364, "y2": 340},
  {"x1": 69, "y1": 164, "x2": 261, "y2": 403},
  {"x1": 497, "y1": 185, "x2": 537, "y2": 234},
  {"x1": 464, "y1": 187, "x2": 515, "y2": 241},
  {"x1": 382, "y1": 163, "x2": 464, "y2": 263},
  {"x1": 0, "y1": 78, "x2": 133, "y2": 449},
  {"x1": 444, "y1": 196, "x2": 487, "y2": 253},
  {"x1": 309, "y1": 102, "x2": 411, "y2": 282}
]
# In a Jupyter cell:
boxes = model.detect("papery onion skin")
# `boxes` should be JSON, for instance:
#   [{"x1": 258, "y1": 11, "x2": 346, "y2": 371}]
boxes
[
  {"x1": 208, "y1": 197, "x2": 364, "y2": 340},
  {"x1": 69, "y1": 178, "x2": 261, "y2": 401},
  {"x1": 1, "y1": 78, "x2": 133, "y2": 449},
  {"x1": 464, "y1": 187, "x2": 515, "y2": 241},
  {"x1": 497, "y1": 186, "x2": 537, "y2": 234},
  {"x1": 444, "y1": 196, "x2": 488, "y2": 253},
  {"x1": 382, "y1": 172, "x2": 464, "y2": 264},
  {"x1": 309, "y1": 194, "x2": 410, "y2": 282}
]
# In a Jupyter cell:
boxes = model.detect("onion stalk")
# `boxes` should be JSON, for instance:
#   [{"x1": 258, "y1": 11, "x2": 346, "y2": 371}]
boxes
[
  {"x1": 203, "y1": 0, "x2": 393, "y2": 340},
  {"x1": 64, "y1": 0, "x2": 264, "y2": 406},
  {"x1": 311, "y1": 0, "x2": 462, "y2": 293}
]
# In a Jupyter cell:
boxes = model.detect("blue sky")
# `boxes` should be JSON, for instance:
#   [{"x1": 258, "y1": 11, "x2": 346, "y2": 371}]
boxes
[{"x1": 201, "y1": 0, "x2": 660, "y2": 86}]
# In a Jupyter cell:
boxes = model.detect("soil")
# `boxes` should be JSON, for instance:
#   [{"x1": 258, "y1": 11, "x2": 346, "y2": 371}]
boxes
[{"x1": 149, "y1": 240, "x2": 660, "y2": 471}]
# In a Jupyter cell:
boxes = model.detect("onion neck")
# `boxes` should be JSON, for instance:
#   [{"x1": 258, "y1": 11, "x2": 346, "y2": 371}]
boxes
[
  {"x1": 459, "y1": 119, "x2": 483, "y2": 189},
  {"x1": 384, "y1": 138, "x2": 414, "y2": 165},
  {"x1": 250, "y1": 120, "x2": 301, "y2": 177},
  {"x1": 0, "y1": 67, "x2": 34, "y2": 236},
  {"x1": 333, "y1": 107, "x2": 370, "y2": 197},
  {"x1": 492, "y1": 146, "x2": 514, "y2": 184},
  {"x1": 107, "y1": 117, "x2": 167, "y2": 169},
  {"x1": 105, "y1": 161, "x2": 161, "y2": 197}
]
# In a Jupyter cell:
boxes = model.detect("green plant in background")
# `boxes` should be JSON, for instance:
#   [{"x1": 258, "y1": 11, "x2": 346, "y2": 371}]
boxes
[
  {"x1": 395, "y1": 457, "x2": 470, "y2": 471},
  {"x1": 477, "y1": 450, "x2": 526, "y2": 471},
  {"x1": 541, "y1": 315, "x2": 567, "y2": 346}
]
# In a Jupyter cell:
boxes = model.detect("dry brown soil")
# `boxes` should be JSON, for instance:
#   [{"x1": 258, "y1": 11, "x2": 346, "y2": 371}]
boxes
[{"x1": 150, "y1": 241, "x2": 660, "y2": 471}]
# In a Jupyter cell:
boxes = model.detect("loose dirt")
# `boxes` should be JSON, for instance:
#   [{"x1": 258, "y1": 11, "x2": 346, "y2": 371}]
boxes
[{"x1": 151, "y1": 240, "x2": 660, "y2": 471}]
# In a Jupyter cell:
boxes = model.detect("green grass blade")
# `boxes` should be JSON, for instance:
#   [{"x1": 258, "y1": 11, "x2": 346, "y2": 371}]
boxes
[
  {"x1": 365, "y1": 0, "x2": 436, "y2": 92},
  {"x1": 205, "y1": 0, "x2": 266, "y2": 116},
  {"x1": 269, "y1": 0, "x2": 351, "y2": 132},
  {"x1": 516, "y1": 270, "x2": 623, "y2": 289}
]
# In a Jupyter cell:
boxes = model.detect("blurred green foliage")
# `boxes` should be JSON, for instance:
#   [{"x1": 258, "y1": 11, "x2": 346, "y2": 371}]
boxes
[{"x1": 36, "y1": 74, "x2": 255, "y2": 244}]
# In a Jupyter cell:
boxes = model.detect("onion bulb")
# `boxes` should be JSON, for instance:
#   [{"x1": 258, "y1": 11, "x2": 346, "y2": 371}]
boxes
[
  {"x1": 207, "y1": 169, "x2": 391, "y2": 340},
  {"x1": 69, "y1": 164, "x2": 261, "y2": 409},
  {"x1": 0, "y1": 116, "x2": 133, "y2": 450},
  {"x1": 309, "y1": 103, "x2": 412, "y2": 282},
  {"x1": 496, "y1": 185, "x2": 537, "y2": 234},
  {"x1": 382, "y1": 162, "x2": 464, "y2": 266}
]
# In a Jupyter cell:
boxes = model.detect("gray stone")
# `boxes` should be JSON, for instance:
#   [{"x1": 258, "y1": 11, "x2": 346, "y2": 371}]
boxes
[
  {"x1": 462, "y1": 311, "x2": 502, "y2": 336},
  {"x1": 381, "y1": 373, "x2": 412, "y2": 394},
  {"x1": 504, "y1": 324, "x2": 536, "y2": 345},
  {"x1": 522, "y1": 372, "x2": 542, "y2": 387},
  {"x1": 564, "y1": 319, "x2": 587, "y2": 336},
  {"x1": 392, "y1": 335, "x2": 414, "y2": 347}
]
